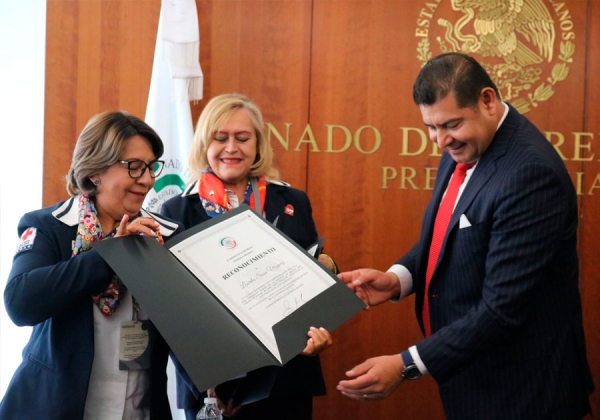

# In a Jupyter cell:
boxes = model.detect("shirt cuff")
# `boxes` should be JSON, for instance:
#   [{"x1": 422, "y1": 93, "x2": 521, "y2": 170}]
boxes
[
  {"x1": 409, "y1": 345, "x2": 428, "y2": 376},
  {"x1": 387, "y1": 264, "x2": 413, "y2": 302}
]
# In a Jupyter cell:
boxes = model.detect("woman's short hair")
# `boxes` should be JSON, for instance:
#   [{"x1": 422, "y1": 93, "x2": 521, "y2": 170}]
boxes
[
  {"x1": 188, "y1": 93, "x2": 279, "y2": 182},
  {"x1": 66, "y1": 111, "x2": 164, "y2": 196}
]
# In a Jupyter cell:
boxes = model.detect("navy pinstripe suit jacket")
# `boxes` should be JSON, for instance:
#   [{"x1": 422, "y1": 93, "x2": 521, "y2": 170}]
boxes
[{"x1": 398, "y1": 105, "x2": 594, "y2": 419}]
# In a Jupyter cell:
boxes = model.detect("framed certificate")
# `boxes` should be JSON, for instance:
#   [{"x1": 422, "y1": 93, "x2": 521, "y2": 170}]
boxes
[
  {"x1": 168, "y1": 207, "x2": 337, "y2": 361},
  {"x1": 94, "y1": 204, "x2": 365, "y2": 396}
]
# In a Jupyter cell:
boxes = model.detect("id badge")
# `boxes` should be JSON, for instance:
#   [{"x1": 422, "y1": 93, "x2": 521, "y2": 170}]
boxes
[{"x1": 119, "y1": 320, "x2": 155, "y2": 370}]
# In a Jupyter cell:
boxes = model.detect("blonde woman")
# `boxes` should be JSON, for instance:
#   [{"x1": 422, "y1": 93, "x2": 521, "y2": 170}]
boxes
[{"x1": 161, "y1": 93, "x2": 334, "y2": 420}]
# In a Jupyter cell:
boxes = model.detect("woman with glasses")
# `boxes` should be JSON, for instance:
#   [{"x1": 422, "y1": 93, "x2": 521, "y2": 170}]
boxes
[
  {"x1": 160, "y1": 93, "x2": 335, "y2": 420},
  {"x1": 0, "y1": 111, "x2": 182, "y2": 419}
]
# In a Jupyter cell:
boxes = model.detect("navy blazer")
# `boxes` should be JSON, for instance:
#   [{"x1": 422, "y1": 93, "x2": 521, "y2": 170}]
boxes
[
  {"x1": 0, "y1": 197, "x2": 182, "y2": 420},
  {"x1": 160, "y1": 181, "x2": 326, "y2": 411},
  {"x1": 398, "y1": 105, "x2": 594, "y2": 419}
]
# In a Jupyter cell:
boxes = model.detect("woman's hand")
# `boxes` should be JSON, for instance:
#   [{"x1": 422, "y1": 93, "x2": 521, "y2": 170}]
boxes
[
  {"x1": 301, "y1": 326, "x2": 333, "y2": 356},
  {"x1": 113, "y1": 214, "x2": 160, "y2": 238}
]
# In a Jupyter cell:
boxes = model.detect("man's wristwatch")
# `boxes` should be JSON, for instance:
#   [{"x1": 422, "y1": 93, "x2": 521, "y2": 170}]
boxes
[{"x1": 401, "y1": 350, "x2": 422, "y2": 380}]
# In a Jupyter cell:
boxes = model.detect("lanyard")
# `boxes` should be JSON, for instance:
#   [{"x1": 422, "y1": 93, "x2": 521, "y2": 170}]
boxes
[
  {"x1": 250, "y1": 177, "x2": 278, "y2": 227},
  {"x1": 250, "y1": 177, "x2": 261, "y2": 214}
]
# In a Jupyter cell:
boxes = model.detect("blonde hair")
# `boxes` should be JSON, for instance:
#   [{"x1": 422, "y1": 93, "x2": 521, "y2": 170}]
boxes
[
  {"x1": 188, "y1": 93, "x2": 279, "y2": 182},
  {"x1": 66, "y1": 111, "x2": 163, "y2": 196}
]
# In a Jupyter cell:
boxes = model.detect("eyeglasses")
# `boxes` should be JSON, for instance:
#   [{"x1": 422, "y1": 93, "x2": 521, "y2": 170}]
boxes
[{"x1": 117, "y1": 159, "x2": 165, "y2": 179}]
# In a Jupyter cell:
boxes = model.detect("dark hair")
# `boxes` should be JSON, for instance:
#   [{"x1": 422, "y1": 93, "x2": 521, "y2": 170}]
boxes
[
  {"x1": 66, "y1": 111, "x2": 164, "y2": 196},
  {"x1": 413, "y1": 52, "x2": 500, "y2": 108}
]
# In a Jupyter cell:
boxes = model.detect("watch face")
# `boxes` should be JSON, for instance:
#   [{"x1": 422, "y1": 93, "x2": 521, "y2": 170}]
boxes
[{"x1": 402, "y1": 364, "x2": 421, "y2": 380}]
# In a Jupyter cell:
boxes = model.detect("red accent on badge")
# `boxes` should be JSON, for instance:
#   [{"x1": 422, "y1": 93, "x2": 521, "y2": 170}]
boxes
[
  {"x1": 17, "y1": 227, "x2": 37, "y2": 253},
  {"x1": 284, "y1": 204, "x2": 294, "y2": 216},
  {"x1": 22, "y1": 228, "x2": 35, "y2": 241}
]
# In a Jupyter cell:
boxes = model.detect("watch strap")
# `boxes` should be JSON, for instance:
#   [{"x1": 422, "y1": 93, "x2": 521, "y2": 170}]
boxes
[
  {"x1": 401, "y1": 350, "x2": 414, "y2": 367},
  {"x1": 401, "y1": 349, "x2": 422, "y2": 380}
]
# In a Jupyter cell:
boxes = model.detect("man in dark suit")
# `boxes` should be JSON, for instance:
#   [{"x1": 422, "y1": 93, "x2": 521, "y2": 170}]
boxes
[{"x1": 337, "y1": 52, "x2": 594, "y2": 419}]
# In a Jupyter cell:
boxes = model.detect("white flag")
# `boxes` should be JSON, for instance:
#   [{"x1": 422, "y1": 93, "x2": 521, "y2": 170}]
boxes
[
  {"x1": 143, "y1": 2, "x2": 202, "y2": 418},
  {"x1": 144, "y1": 0, "x2": 203, "y2": 213}
]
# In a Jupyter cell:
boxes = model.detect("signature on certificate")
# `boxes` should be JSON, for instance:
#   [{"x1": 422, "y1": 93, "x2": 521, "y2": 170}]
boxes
[{"x1": 283, "y1": 293, "x2": 308, "y2": 317}]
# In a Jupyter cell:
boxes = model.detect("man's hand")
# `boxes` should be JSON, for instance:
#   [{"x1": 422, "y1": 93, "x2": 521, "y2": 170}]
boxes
[
  {"x1": 336, "y1": 354, "x2": 404, "y2": 400},
  {"x1": 338, "y1": 269, "x2": 401, "y2": 308}
]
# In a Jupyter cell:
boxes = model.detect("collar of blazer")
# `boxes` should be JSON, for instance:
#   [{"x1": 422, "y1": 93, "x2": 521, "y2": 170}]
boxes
[
  {"x1": 51, "y1": 196, "x2": 179, "y2": 237},
  {"x1": 185, "y1": 179, "x2": 291, "y2": 225},
  {"x1": 181, "y1": 178, "x2": 290, "y2": 198},
  {"x1": 182, "y1": 180, "x2": 198, "y2": 198}
]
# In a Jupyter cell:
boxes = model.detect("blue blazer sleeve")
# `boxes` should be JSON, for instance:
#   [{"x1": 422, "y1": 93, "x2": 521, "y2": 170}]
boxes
[{"x1": 5, "y1": 211, "x2": 114, "y2": 326}]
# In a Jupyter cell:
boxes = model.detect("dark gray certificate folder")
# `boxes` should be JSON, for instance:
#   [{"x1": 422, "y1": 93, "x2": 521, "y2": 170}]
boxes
[{"x1": 94, "y1": 205, "x2": 365, "y2": 404}]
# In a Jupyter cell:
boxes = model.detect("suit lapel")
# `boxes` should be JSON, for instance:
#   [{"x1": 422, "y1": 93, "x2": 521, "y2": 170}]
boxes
[
  {"x1": 185, "y1": 180, "x2": 212, "y2": 223},
  {"x1": 263, "y1": 184, "x2": 283, "y2": 225},
  {"x1": 450, "y1": 105, "x2": 518, "y2": 227},
  {"x1": 52, "y1": 197, "x2": 79, "y2": 258},
  {"x1": 431, "y1": 105, "x2": 520, "y2": 275},
  {"x1": 55, "y1": 224, "x2": 77, "y2": 259},
  {"x1": 193, "y1": 200, "x2": 211, "y2": 222},
  {"x1": 449, "y1": 160, "x2": 495, "y2": 230},
  {"x1": 422, "y1": 155, "x2": 454, "y2": 252},
  {"x1": 416, "y1": 157, "x2": 455, "y2": 281}
]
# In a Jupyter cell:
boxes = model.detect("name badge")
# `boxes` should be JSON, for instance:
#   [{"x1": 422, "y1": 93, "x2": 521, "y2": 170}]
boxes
[{"x1": 119, "y1": 320, "x2": 155, "y2": 370}]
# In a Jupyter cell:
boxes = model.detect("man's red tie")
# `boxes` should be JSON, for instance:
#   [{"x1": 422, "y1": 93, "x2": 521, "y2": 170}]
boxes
[{"x1": 423, "y1": 162, "x2": 475, "y2": 337}]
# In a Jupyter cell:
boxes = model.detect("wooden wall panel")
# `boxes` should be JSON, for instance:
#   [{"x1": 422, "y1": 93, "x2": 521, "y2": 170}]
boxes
[
  {"x1": 44, "y1": 0, "x2": 80, "y2": 206},
  {"x1": 42, "y1": 0, "x2": 599, "y2": 418},
  {"x1": 192, "y1": 0, "x2": 312, "y2": 190},
  {"x1": 44, "y1": 0, "x2": 160, "y2": 206},
  {"x1": 309, "y1": 1, "x2": 444, "y2": 418}
]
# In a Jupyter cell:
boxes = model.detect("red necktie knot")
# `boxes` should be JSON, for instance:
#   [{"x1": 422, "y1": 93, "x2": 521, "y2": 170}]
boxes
[{"x1": 455, "y1": 161, "x2": 476, "y2": 176}]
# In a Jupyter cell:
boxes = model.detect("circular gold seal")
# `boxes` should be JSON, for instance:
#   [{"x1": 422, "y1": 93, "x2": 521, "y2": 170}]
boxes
[{"x1": 415, "y1": 0, "x2": 575, "y2": 114}]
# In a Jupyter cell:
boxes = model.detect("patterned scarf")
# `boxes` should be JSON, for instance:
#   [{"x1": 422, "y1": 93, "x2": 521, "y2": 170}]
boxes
[
  {"x1": 72, "y1": 194, "x2": 164, "y2": 316},
  {"x1": 198, "y1": 172, "x2": 266, "y2": 218}
]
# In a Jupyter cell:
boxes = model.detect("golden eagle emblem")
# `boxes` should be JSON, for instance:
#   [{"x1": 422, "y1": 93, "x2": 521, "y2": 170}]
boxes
[
  {"x1": 439, "y1": 0, "x2": 555, "y2": 65},
  {"x1": 416, "y1": 0, "x2": 575, "y2": 113}
]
